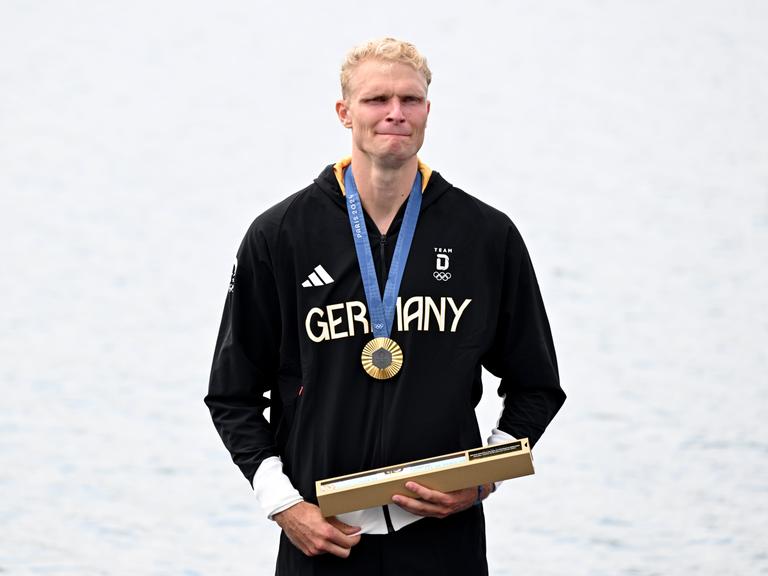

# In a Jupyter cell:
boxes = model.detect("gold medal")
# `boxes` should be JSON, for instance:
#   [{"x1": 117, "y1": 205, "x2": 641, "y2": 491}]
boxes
[{"x1": 361, "y1": 337, "x2": 403, "y2": 380}]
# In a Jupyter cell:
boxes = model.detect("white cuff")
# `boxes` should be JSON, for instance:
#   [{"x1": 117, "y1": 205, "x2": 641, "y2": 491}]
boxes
[
  {"x1": 269, "y1": 497, "x2": 304, "y2": 519},
  {"x1": 252, "y1": 456, "x2": 304, "y2": 520},
  {"x1": 487, "y1": 427, "x2": 517, "y2": 446},
  {"x1": 486, "y1": 428, "x2": 518, "y2": 491}
]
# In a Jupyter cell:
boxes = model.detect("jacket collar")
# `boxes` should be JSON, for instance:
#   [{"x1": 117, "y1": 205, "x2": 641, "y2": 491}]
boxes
[
  {"x1": 315, "y1": 159, "x2": 452, "y2": 214},
  {"x1": 331, "y1": 156, "x2": 433, "y2": 194}
]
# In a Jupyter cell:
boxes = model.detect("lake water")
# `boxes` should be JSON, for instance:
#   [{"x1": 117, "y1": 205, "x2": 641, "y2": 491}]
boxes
[{"x1": 1, "y1": 1, "x2": 766, "y2": 574}]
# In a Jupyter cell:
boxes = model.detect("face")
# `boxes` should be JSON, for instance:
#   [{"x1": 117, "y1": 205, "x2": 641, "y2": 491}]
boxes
[{"x1": 336, "y1": 59, "x2": 430, "y2": 167}]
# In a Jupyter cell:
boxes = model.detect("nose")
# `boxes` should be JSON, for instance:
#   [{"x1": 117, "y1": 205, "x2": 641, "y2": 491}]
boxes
[{"x1": 386, "y1": 98, "x2": 406, "y2": 123}]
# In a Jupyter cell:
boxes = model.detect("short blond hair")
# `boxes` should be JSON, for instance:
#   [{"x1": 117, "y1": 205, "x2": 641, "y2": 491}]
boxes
[{"x1": 340, "y1": 37, "x2": 432, "y2": 99}]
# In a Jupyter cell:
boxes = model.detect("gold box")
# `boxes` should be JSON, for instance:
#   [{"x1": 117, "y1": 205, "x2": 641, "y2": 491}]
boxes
[{"x1": 316, "y1": 439, "x2": 533, "y2": 517}]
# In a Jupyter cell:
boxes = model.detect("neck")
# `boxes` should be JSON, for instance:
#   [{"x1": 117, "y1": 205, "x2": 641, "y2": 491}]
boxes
[{"x1": 350, "y1": 151, "x2": 419, "y2": 235}]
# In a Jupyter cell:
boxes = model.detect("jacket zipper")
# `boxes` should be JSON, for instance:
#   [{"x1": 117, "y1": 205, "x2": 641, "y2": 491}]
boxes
[
  {"x1": 377, "y1": 232, "x2": 387, "y2": 460},
  {"x1": 378, "y1": 234, "x2": 387, "y2": 292},
  {"x1": 377, "y1": 233, "x2": 395, "y2": 533}
]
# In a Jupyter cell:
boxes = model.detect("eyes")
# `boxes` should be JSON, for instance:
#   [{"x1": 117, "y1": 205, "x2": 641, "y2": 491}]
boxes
[{"x1": 362, "y1": 95, "x2": 424, "y2": 105}]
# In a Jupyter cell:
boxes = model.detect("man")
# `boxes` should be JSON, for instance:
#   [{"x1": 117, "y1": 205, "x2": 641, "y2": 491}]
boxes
[{"x1": 205, "y1": 38, "x2": 565, "y2": 575}]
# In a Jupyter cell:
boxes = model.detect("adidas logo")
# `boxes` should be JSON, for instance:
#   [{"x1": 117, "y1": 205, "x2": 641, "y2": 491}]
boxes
[{"x1": 301, "y1": 265, "x2": 334, "y2": 288}]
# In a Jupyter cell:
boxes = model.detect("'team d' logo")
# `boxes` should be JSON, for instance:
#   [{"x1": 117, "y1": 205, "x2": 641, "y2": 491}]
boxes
[{"x1": 433, "y1": 247, "x2": 452, "y2": 282}]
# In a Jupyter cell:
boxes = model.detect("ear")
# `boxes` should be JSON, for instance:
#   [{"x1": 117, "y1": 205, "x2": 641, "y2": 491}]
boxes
[{"x1": 336, "y1": 99, "x2": 353, "y2": 129}]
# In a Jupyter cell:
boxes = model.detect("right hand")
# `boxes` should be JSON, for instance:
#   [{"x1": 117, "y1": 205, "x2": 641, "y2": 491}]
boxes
[{"x1": 273, "y1": 501, "x2": 361, "y2": 558}]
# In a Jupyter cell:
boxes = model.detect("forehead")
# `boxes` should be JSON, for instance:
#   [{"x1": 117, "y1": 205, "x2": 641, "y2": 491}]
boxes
[{"x1": 347, "y1": 59, "x2": 428, "y2": 98}]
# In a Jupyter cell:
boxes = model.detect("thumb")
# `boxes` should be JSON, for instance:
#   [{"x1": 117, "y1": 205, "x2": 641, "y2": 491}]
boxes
[{"x1": 328, "y1": 516, "x2": 362, "y2": 535}]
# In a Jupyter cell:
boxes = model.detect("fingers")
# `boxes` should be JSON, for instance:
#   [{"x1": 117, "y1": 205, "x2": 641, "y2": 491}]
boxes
[
  {"x1": 293, "y1": 524, "x2": 359, "y2": 558},
  {"x1": 326, "y1": 523, "x2": 362, "y2": 549},
  {"x1": 322, "y1": 541, "x2": 356, "y2": 558},
  {"x1": 307, "y1": 522, "x2": 360, "y2": 558},
  {"x1": 328, "y1": 516, "x2": 362, "y2": 536},
  {"x1": 392, "y1": 493, "x2": 451, "y2": 518},
  {"x1": 392, "y1": 482, "x2": 477, "y2": 519},
  {"x1": 403, "y1": 481, "x2": 452, "y2": 505},
  {"x1": 275, "y1": 502, "x2": 361, "y2": 558}
]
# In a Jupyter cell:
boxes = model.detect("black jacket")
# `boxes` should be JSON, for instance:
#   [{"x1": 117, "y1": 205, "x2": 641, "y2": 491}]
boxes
[{"x1": 205, "y1": 163, "x2": 565, "y2": 502}]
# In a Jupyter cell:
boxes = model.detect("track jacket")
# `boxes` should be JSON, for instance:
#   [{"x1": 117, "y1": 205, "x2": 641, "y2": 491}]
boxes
[{"x1": 205, "y1": 159, "x2": 565, "y2": 532}]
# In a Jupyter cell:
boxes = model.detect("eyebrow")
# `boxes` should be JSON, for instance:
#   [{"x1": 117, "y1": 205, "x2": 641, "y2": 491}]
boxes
[{"x1": 357, "y1": 88, "x2": 426, "y2": 100}]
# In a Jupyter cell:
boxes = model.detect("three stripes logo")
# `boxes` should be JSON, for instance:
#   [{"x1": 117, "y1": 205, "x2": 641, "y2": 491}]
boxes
[
  {"x1": 228, "y1": 257, "x2": 238, "y2": 293},
  {"x1": 301, "y1": 264, "x2": 334, "y2": 288}
]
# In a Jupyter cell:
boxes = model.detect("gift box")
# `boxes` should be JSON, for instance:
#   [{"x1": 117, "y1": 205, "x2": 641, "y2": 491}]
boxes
[{"x1": 316, "y1": 439, "x2": 534, "y2": 517}]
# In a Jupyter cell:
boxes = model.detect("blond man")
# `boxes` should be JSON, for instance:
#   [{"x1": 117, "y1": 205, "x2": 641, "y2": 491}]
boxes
[{"x1": 206, "y1": 37, "x2": 565, "y2": 575}]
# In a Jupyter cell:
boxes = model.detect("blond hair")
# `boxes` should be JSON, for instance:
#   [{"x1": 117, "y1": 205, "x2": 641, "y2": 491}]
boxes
[{"x1": 340, "y1": 37, "x2": 432, "y2": 99}]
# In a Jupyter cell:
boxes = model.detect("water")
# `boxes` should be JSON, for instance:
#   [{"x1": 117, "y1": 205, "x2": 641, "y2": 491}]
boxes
[{"x1": 2, "y1": 1, "x2": 767, "y2": 574}]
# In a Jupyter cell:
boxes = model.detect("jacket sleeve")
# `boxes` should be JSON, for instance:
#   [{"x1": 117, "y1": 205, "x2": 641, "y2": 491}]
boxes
[
  {"x1": 481, "y1": 224, "x2": 565, "y2": 447},
  {"x1": 204, "y1": 222, "x2": 282, "y2": 485}
]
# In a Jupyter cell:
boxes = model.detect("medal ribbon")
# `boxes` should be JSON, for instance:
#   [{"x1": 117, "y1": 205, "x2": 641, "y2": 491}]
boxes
[{"x1": 344, "y1": 166, "x2": 422, "y2": 338}]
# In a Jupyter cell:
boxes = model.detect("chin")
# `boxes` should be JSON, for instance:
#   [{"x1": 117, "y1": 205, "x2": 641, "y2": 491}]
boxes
[
  {"x1": 381, "y1": 143, "x2": 419, "y2": 160},
  {"x1": 376, "y1": 152, "x2": 419, "y2": 169}
]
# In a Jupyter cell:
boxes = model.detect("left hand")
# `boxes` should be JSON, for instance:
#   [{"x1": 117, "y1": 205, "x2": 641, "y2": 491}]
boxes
[{"x1": 391, "y1": 482, "x2": 492, "y2": 519}]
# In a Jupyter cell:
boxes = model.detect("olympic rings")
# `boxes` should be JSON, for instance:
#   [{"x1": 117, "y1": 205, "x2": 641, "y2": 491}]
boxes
[{"x1": 433, "y1": 271, "x2": 452, "y2": 281}]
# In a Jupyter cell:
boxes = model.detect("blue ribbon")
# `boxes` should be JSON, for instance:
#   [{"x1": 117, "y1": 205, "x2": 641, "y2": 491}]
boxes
[{"x1": 344, "y1": 166, "x2": 422, "y2": 338}]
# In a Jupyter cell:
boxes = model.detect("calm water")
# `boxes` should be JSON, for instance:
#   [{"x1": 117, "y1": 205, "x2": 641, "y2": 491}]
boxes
[{"x1": 2, "y1": 1, "x2": 767, "y2": 574}]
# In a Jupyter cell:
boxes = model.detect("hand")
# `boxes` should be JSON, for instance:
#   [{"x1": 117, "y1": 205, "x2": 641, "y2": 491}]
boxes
[
  {"x1": 391, "y1": 482, "x2": 493, "y2": 519},
  {"x1": 273, "y1": 501, "x2": 361, "y2": 558}
]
